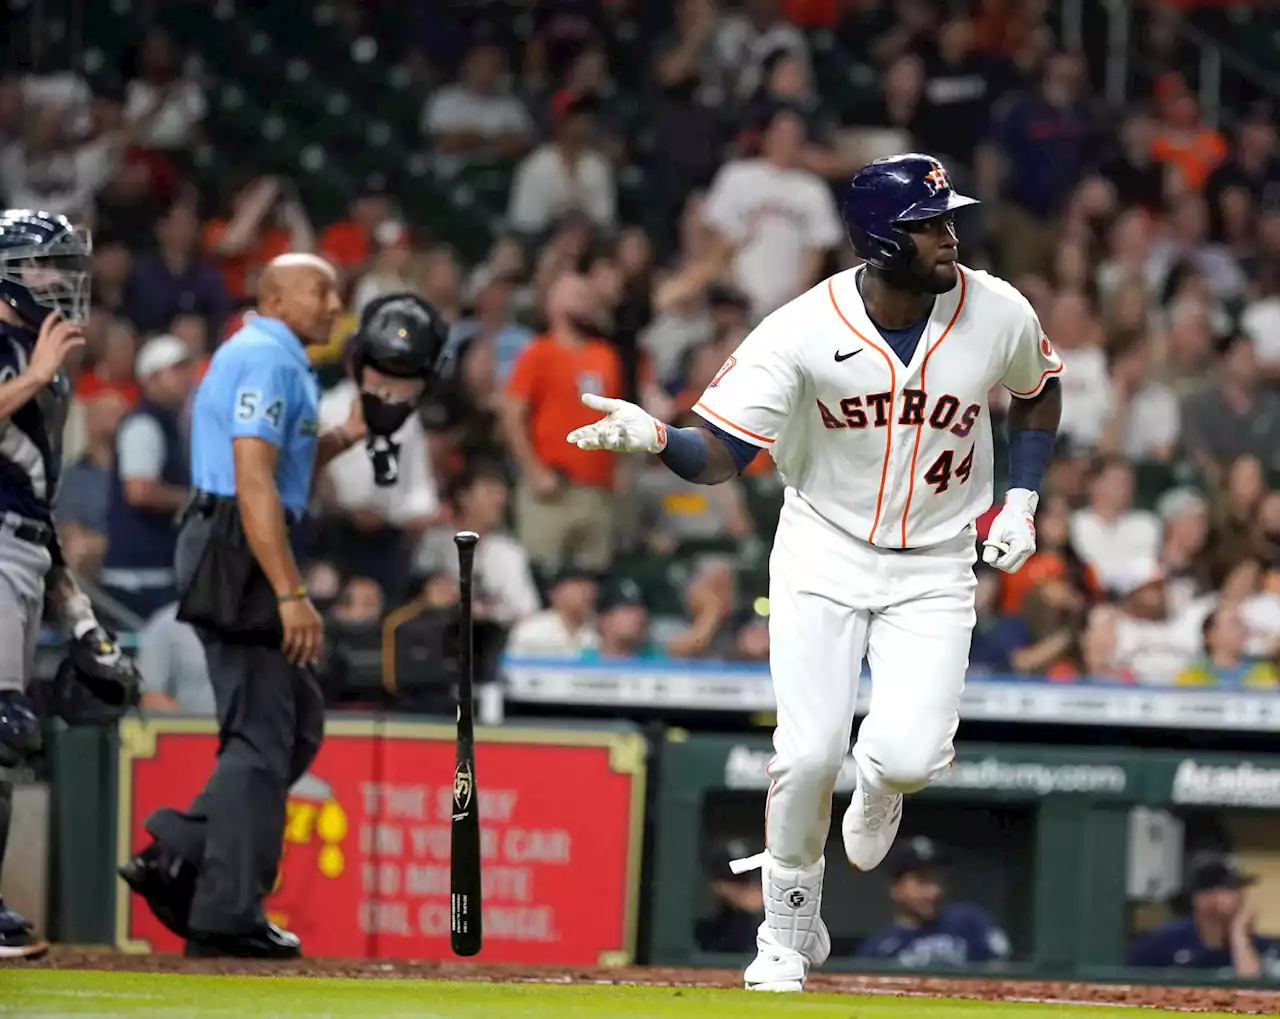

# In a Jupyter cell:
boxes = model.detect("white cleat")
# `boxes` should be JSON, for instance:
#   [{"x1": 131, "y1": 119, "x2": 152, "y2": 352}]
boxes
[
  {"x1": 743, "y1": 925, "x2": 829, "y2": 992},
  {"x1": 842, "y1": 774, "x2": 903, "y2": 871}
]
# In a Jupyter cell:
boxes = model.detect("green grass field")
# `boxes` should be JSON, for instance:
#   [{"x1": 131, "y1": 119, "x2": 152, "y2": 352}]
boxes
[{"x1": 0, "y1": 971, "x2": 1251, "y2": 1019}]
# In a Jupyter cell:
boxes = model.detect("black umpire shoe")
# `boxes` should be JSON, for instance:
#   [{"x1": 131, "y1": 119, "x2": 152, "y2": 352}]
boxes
[
  {"x1": 184, "y1": 922, "x2": 302, "y2": 960},
  {"x1": 118, "y1": 842, "x2": 196, "y2": 939},
  {"x1": 0, "y1": 900, "x2": 48, "y2": 960}
]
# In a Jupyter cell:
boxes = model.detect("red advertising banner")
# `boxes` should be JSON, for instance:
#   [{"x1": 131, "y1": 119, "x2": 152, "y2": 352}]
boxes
[{"x1": 114, "y1": 718, "x2": 647, "y2": 965}]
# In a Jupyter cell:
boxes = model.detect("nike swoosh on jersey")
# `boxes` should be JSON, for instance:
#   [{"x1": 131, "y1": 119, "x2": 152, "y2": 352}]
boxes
[{"x1": 834, "y1": 350, "x2": 861, "y2": 362}]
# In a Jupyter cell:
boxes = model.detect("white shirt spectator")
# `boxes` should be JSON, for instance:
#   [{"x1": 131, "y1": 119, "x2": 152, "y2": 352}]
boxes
[
  {"x1": 1070, "y1": 506, "x2": 1162, "y2": 594},
  {"x1": 506, "y1": 609, "x2": 600, "y2": 656},
  {"x1": 422, "y1": 84, "x2": 531, "y2": 142},
  {"x1": 116, "y1": 414, "x2": 170, "y2": 480},
  {"x1": 414, "y1": 527, "x2": 540, "y2": 626},
  {"x1": 0, "y1": 137, "x2": 114, "y2": 219},
  {"x1": 703, "y1": 157, "x2": 842, "y2": 320},
  {"x1": 319, "y1": 379, "x2": 438, "y2": 527},
  {"x1": 1239, "y1": 590, "x2": 1280, "y2": 658},
  {"x1": 712, "y1": 13, "x2": 811, "y2": 104},
  {"x1": 1114, "y1": 607, "x2": 1208, "y2": 683},
  {"x1": 136, "y1": 603, "x2": 215, "y2": 714},
  {"x1": 1056, "y1": 344, "x2": 1113, "y2": 450},
  {"x1": 124, "y1": 78, "x2": 207, "y2": 150},
  {"x1": 1121, "y1": 382, "x2": 1180, "y2": 459},
  {"x1": 507, "y1": 144, "x2": 615, "y2": 234},
  {"x1": 1243, "y1": 295, "x2": 1280, "y2": 368}
]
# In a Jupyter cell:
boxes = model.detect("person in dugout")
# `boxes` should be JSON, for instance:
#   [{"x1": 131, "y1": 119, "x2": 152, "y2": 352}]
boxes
[
  {"x1": 858, "y1": 836, "x2": 1012, "y2": 967},
  {"x1": 1128, "y1": 852, "x2": 1280, "y2": 979}
]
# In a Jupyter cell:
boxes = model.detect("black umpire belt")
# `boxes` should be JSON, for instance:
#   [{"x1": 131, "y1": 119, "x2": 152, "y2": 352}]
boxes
[{"x1": 183, "y1": 490, "x2": 298, "y2": 527}]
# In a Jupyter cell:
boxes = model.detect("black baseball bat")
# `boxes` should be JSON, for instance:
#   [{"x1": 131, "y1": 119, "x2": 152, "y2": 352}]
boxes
[{"x1": 450, "y1": 530, "x2": 483, "y2": 957}]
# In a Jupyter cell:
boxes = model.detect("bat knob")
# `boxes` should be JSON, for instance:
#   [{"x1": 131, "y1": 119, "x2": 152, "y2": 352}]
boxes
[{"x1": 454, "y1": 530, "x2": 480, "y2": 548}]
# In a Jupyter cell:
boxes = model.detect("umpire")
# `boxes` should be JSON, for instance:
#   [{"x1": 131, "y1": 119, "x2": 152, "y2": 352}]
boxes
[{"x1": 120, "y1": 265, "x2": 455, "y2": 958}]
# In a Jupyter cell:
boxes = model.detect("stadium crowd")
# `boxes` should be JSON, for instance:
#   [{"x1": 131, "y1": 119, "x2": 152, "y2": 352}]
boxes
[{"x1": 3, "y1": 0, "x2": 1280, "y2": 711}]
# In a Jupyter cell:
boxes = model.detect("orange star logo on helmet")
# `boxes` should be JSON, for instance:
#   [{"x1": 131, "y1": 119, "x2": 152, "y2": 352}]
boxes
[{"x1": 924, "y1": 164, "x2": 949, "y2": 194}]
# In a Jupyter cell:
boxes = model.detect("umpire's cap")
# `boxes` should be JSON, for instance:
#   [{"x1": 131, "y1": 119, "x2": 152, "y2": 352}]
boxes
[
  {"x1": 842, "y1": 153, "x2": 978, "y2": 272},
  {"x1": 352, "y1": 292, "x2": 453, "y2": 380},
  {"x1": 885, "y1": 836, "x2": 949, "y2": 880}
]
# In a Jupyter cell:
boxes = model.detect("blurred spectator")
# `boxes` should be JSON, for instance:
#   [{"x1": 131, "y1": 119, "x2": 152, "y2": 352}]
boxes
[
  {"x1": 1111, "y1": 561, "x2": 1203, "y2": 683},
  {"x1": 56, "y1": 392, "x2": 128, "y2": 577},
  {"x1": 91, "y1": 233, "x2": 133, "y2": 319},
  {"x1": 421, "y1": 41, "x2": 533, "y2": 160},
  {"x1": 330, "y1": 576, "x2": 385, "y2": 628},
  {"x1": 415, "y1": 465, "x2": 540, "y2": 627},
  {"x1": 318, "y1": 345, "x2": 440, "y2": 601},
  {"x1": 135, "y1": 603, "x2": 213, "y2": 714},
  {"x1": 1099, "y1": 113, "x2": 1165, "y2": 215},
  {"x1": 1210, "y1": 456, "x2": 1266, "y2": 580},
  {"x1": 712, "y1": 0, "x2": 811, "y2": 106},
  {"x1": 503, "y1": 273, "x2": 623, "y2": 572},
  {"x1": 1181, "y1": 334, "x2": 1280, "y2": 484},
  {"x1": 999, "y1": 493, "x2": 1098, "y2": 616},
  {"x1": 1039, "y1": 292, "x2": 1108, "y2": 449},
  {"x1": 100, "y1": 336, "x2": 194, "y2": 621},
  {"x1": 1175, "y1": 607, "x2": 1280, "y2": 689},
  {"x1": 1070, "y1": 457, "x2": 1161, "y2": 593},
  {"x1": 123, "y1": 27, "x2": 206, "y2": 152},
  {"x1": 127, "y1": 201, "x2": 230, "y2": 335},
  {"x1": 969, "y1": 568, "x2": 1030, "y2": 674},
  {"x1": 584, "y1": 578, "x2": 657, "y2": 660},
  {"x1": 76, "y1": 316, "x2": 140, "y2": 404},
  {"x1": 1160, "y1": 295, "x2": 1217, "y2": 397},
  {"x1": 1243, "y1": 256, "x2": 1280, "y2": 381},
  {"x1": 1207, "y1": 104, "x2": 1280, "y2": 231},
  {"x1": 318, "y1": 179, "x2": 396, "y2": 287},
  {"x1": 205, "y1": 175, "x2": 315, "y2": 302},
  {"x1": 506, "y1": 567, "x2": 599, "y2": 656},
  {"x1": 1012, "y1": 575, "x2": 1088, "y2": 679},
  {"x1": 507, "y1": 90, "x2": 616, "y2": 236},
  {"x1": 859, "y1": 836, "x2": 1011, "y2": 967},
  {"x1": 1128, "y1": 854, "x2": 1277, "y2": 979},
  {"x1": 918, "y1": 17, "x2": 1011, "y2": 169},
  {"x1": 978, "y1": 52, "x2": 1102, "y2": 275},
  {"x1": 1157, "y1": 488, "x2": 1215, "y2": 613},
  {"x1": 635, "y1": 451, "x2": 753, "y2": 554},
  {"x1": 0, "y1": 102, "x2": 117, "y2": 219},
  {"x1": 1147, "y1": 194, "x2": 1246, "y2": 302},
  {"x1": 1150, "y1": 93, "x2": 1227, "y2": 197},
  {"x1": 419, "y1": 245, "x2": 465, "y2": 324},
  {"x1": 655, "y1": 0, "x2": 725, "y2": 106},
  {"x1": 694, "y1": 836, "x2": 764, "y2": 954},
  {"x1": 848, "y1": 51, "x2": 926, "y2": 149},
  {"x1": 1238, "y1": 562, "x2": 1280, "y2": 660},
  {"x1": 454, "y1": 261, "x2": 536, "y2": 385},
  {"x1": 680, "y1": 105, "x2": 841, "y2": 321},
  {"x1": 1059, "y1": 603, "x2": 1136, "y2": 683},
  {"x1": 1098, "y1": 337, "x2": 1178, "y2": 462},
  {"x1": 664, "y1": 557, "x2": 739, "y2": 659},
  {"x1": 350, "y1": 220, "x2": 416, "y2": 317}
]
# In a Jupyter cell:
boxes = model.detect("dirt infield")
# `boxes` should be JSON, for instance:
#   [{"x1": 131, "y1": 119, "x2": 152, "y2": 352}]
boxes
[{"x1": 14, "y1": 948, "x2": 1280, "y2": 1014}]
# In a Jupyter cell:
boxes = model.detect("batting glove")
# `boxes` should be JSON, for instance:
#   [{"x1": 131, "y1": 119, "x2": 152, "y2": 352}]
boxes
[
  {"x1": 566, "y1": 393, "x2": 668, "y2": 454},
  {"x1": 982, "y1": 487, "x2": 1038, "y2": 574}
]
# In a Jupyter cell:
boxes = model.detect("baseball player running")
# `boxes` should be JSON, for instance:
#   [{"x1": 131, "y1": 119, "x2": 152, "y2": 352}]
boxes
[
  {"x1": 568, "y1": 154, "x2": 1062, "y2": 991},
  {"x1": 0, "y1": 210, "x2": 139, "y2": 958}
]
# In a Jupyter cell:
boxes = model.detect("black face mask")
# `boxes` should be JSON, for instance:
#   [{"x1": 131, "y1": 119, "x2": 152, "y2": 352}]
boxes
[{"x1": 360, "y1": 391, "x2": 418, "y2": 488}]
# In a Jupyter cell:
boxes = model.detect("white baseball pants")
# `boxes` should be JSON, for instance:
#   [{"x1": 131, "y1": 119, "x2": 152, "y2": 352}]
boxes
[{"x1": 764, "y1": 491, "x2": 977, "y2": 868}]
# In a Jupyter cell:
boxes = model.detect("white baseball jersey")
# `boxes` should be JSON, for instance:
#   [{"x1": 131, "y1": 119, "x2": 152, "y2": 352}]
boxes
[{"x1": 693, "y1": 265, "x2": 1064, "y2": 549}]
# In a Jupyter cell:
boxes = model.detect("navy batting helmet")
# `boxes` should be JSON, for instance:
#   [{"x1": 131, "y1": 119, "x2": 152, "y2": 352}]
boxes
[
  {"x1": 842, "y1": 154, "x2": 978, "y2": 272},
  {"x1": 0, "y1": 209, "x2": 92, "y2": 329},
  {"x1": 352, "y1": 292, "x2": 453, "y2": 380}
]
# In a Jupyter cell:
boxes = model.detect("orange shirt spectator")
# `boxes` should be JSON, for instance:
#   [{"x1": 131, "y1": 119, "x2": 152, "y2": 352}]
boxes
[
  {"x1": 506, "y1": 334, "x2": 623, "y2": 491},
  {"x1": 318, "y1": 219, "x2": 371, "y2": 277},
  {"x1": 1151, "y1": 94, "x2": 1228, "y2": 193},
  {"x1": 76, "y1": 370, "x2": 139, "y2": 406},
  {"x1": 204, "y1": 218, "x2": 292, "y2": 301}
]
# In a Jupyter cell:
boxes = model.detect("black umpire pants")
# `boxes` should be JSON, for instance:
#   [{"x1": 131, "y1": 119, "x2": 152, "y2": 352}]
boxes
[{"x1": 144, "y1": 514, "x2": 324, "y2": 935}]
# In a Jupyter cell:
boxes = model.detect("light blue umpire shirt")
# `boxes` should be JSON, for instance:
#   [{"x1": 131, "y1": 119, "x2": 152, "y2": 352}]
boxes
[{"x1": 189, "y1": 316, "x2": 320, "y2": 519}]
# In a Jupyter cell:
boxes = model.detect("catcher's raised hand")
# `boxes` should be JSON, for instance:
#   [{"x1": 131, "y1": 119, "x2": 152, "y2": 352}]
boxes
[{"x1": 566, "y1": 393, "x2": 668, "y2": 454}]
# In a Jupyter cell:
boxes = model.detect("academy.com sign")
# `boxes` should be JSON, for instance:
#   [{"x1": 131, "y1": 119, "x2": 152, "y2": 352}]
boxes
[
  {"x1": 1171, "y1": 760, "x2": 1280, "y2": 807},
  {"x1": 722, "y1": 747, "x2": 1127, "y2": 796}
]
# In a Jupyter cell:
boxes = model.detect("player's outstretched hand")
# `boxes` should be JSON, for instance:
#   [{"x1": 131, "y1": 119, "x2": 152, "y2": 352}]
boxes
[
  {"x1": 566, "y1": 393, "x2": 668, "y2": 454},
  {"x1": 982, "y1": 487, "x2": 1038, "y2": 574}
]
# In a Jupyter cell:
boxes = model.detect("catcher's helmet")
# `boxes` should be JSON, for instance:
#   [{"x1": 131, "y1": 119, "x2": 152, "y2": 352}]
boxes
[
  {"x1": 0, "y1": 209, "x2": 92, "y2": 329},
  {"x1": 842, "y1": 154, "x2": 978, "y2": 272},
  {"x1": 352, "y1": 292, "x2": 453, "y2": 380}
]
